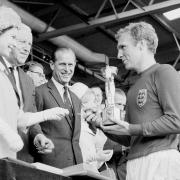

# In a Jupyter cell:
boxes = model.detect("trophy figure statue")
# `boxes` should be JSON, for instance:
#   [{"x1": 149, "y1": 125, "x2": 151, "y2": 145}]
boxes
[{"x1": 101, "y1": 65, "x2": 118, "y2": 125}]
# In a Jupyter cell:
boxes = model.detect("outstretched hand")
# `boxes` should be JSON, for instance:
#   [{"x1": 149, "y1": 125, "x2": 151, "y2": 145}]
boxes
[
  {"x1": 43, "y1": 107, "x2": 69, "y2": 121},
  {"x1": 101, "y1": 120, "x2": 130, "y2": 136}
]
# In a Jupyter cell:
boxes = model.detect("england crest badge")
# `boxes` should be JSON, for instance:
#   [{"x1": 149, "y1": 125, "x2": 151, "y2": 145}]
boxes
[{"x1": 136, "y1": 89, "x2": 147, "y2": 107}]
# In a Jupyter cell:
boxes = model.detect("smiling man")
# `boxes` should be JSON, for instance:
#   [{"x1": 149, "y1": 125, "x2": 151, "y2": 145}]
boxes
[
  {"x1": 1, "y1": 23, "x2": 69, "y2": 163},
  {"x1": 7, "y1": 23, "x2": 37, "y2": 162},
  {"x1": 30, "y1": 48, "x2": 83, "y2": 169},
  {"x1": 101, "y1": 22, "x2": 180, "y2": 180}
]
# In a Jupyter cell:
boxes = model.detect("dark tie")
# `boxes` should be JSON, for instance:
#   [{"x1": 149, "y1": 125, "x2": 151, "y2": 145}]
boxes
[
  {"x1": 9, "y1": 67, "x2": 20, "y2": 107},
  {"x1": 63, "y1": 86, "x2": 74, "y2": 124},
  {"x1": 9, "y1": 67, "x2": 16, "y2": 85}
]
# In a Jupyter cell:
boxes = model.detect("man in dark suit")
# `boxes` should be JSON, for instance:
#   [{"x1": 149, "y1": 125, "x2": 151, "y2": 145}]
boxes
[{"x1": 30, "y1": 48, "x2": 83, "y2": 169}]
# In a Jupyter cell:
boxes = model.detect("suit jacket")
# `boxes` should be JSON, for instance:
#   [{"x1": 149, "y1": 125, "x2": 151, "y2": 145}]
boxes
[
  {"x1": 17, "y1": 67, "x2": 37, "y2": 163},
  {"x1": 0, "y1": 71, "x2": 19, "y2": 159},
  {"x1": 0, "y1": 57, "x2": 37, "y2": 162},
  {"x1": 29, "y1": 79, "x2": 83, "y2": 169}
]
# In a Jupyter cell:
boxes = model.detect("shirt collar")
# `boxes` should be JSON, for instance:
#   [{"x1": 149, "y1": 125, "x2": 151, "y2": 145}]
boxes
[
  {"x1": 2, "y1": 57, "x2": 12, "y2": 69},
  {"x1": 51, "y1": 77, "x2": 70, "y2": 88},
  {"x1": 51, "y1": 77, "x2": 64, "y2": 91}
]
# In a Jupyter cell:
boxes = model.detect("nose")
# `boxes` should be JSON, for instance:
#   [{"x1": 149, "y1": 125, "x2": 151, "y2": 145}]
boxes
[
  {"x1": 23, "y1": 48, "x2": 29, "y2": 54},
  {"x1": 117, "y1": 49, "x2": 123, "y2": 60},
  {"x1": 64, "y1": 64, "x2": 70, "y2": 72},
  {"x1": 23, "y1": 45, "x2": 30, "y2": 54}
]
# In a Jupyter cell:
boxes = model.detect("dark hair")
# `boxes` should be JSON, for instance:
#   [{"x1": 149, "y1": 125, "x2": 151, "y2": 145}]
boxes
[{"x1": 51, "y1": 47, "x2": 76, "y2": 63}]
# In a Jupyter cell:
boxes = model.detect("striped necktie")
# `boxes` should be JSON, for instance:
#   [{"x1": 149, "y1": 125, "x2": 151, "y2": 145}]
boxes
[{"x1": 63, "y1": 86, "x2": 74, "y2": 123}]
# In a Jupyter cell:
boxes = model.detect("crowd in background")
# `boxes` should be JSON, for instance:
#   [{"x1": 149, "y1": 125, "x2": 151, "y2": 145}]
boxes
[{"x1": 1, "y1": 4, "x2": 180, "y2": 180}]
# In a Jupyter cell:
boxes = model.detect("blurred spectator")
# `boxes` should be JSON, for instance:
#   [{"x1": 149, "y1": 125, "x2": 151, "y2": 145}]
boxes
[
  {"x1": 91, "y1": 87, "x2": 103, "y2": 106},
  {"x1": 26, "y1": 62, "x2": 47, "y2": 87},
  {"x1": 70, "y1": 82, "x2": 88, "y2": 99},
  {"x1": 101, "y1": 88, "x2": 127, "y2": 180},
  {"x1": 71, "y1": 82, "x2": 113, "y2": 173}
]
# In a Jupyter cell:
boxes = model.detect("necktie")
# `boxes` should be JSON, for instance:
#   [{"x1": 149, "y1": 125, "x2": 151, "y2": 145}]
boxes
[
  {"x1": 63, "y1": 86, "x2": 74, "y2": 124},
  {"x1": 9, "y1": 67, "x2": 20, "y2": 107},
  {"x1": 9, "y1": 67, "x2": 16, "y2": 86}
]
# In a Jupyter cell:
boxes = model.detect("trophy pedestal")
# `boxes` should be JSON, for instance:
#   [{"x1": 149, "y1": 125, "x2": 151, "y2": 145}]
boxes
[{"x1": 102, "y1": 106, "x2": 121, "y2": 126}]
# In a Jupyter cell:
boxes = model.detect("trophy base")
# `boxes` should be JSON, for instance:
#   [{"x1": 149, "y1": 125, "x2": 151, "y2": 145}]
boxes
[
  {"x1": 102, "y1": 105, "x2": 120, "y2": 126},
  {"x1": 102, "y1": 119, "x2": 116, "y2": 126}
]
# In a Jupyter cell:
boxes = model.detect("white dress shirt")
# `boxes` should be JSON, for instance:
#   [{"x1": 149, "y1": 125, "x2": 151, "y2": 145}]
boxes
[
  {"x1": 0, "y1": 57, "x2": 24, "y2": 109},
  {"x1": 51, "y1": 77, "x2": 72, "y2": 103}
]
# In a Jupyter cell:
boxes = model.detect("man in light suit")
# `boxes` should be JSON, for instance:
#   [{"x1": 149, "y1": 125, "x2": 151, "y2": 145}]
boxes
[
  {"x1": 0, "y1": 23, "x2": 41, "y2": 162},
  {"x1": 30, "y1": 48, "x2": 83, "y2": 168},
  {"x1": 0, "y1": 7, "x2": 68, "y2": 161},
  {"x1": 10, "y1": 23, "x2": 37, "y2": 162},
  {"x1": 0, "y1": 6, "x2": 24, "y2": 159},
  {"x1": 0, "y1": 23, "x2": 37, "y2": 162},
  {"x1": 1, "y1": 23, "x2": 67, "y2": 162}
]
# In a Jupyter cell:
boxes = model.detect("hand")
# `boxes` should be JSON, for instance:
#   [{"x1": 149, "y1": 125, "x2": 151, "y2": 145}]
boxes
[
  {"x1": 0, "y1": 118, "x2": 24, "y2": 152},
  {"x1": 104, "y1": 106, "x2": 125, "y2": 125},
  {"x1": 6, "y1": 132, "x2": 24, "y2": 152},
  {"x1": 34, "y1": 134, "x2": 54, "y2": 154},
  {"x1": 96, "y1": 149, "x2": 113, "y2": 162},
  {"x1": 101, "y1": 121, "x2": 130, "y2": 135},
  {"x1": 83, "y1": 110, "x2": 102, "y2": 127},
  {"x1": 43, "y1": 107, "x2": 69, "y2": 121}
]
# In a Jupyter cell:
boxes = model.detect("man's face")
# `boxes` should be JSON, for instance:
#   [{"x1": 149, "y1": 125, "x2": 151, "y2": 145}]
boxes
[
  {"x1": 114, "y1": 93, "x2": 126, "y2": 111},
  {"x1": 51, "y1": 50, "x2": 76, "y2": 85},
  {"x1": 12, "y1": 29, "x2": 32, "y2": 65},
  {"x1": 82, "y1": 94, "x2": 97, "y2": 110},
  {"x1": 27, "y1": 65, "x2": 46, "y2": 87},
  {"x1": 117, "y1": 32, "x2": 142, "y2": 71},
  {"x1": 0, "y1": 27, "x2": 18, "y2": 59}
]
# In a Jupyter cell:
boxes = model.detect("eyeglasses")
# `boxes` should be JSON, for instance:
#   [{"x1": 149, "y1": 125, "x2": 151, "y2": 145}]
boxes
[
  {"x1": 115, "y1": 103, "x2": 126, "y2": 109},
  {"x1": 29, "y1": 70, "x2": 45, "y2": 77}
]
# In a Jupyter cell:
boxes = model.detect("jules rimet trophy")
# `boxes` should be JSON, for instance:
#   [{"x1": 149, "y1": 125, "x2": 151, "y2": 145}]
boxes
[{"x1": 101, "y1": 65, "x2": 119, "y2": 125}]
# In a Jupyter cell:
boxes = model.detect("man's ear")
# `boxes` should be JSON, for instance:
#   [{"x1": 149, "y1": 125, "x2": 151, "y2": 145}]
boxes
[
  {"x1": 139, "y1": 40, "x2": 147, "y2": 51},
  {"x1": 49, "y1": 60, "x2": 54, "y2": 71}
]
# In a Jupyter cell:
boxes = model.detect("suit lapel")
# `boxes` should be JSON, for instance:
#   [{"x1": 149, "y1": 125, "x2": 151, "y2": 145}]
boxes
[
  {"x1": 0, "y1": 57, "x2": 20, "y2": 104},
  {"x1": 18, "y1": 68, "x2": 27, "y2": 104},
  {"x1": 47, "y1": 80, "x2": 73, "y2": 129}
]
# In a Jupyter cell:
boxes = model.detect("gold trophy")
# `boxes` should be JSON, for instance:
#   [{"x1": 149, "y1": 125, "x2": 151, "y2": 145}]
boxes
[{"x1": 102, "y1": 65, "x2": 119, "y2": 125}]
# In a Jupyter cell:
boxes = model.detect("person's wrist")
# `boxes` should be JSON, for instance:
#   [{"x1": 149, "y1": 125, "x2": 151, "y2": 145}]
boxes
[
  {"x1": 34, "y1": 133, "x2": 44, "y2": 145},
  {"x1": 129, "y1": 124, "x2": 143, "y2": 135}
]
